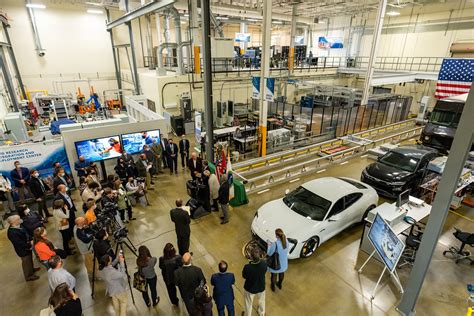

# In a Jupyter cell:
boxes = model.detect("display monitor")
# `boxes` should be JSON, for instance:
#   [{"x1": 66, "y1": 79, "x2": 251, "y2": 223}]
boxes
[
  {"x1": 368, "y1": 213, "x2": 405, "y2": 272},
  {"x1": 121, "y1": 130, "x2": 161, "y2": 155},
  {"x1": 75, "y1": 136, "x2": 122, "y2": 162},
  {"x1": 397, "y1": 189, "x2": 410, "y2": 207}
]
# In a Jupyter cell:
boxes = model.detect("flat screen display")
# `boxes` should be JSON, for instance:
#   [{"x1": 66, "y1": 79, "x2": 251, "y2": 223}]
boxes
[
  {"x1": 75, "y1": 136, "x2": 122, "y2": 162},
  {"x1": 397, "y1": 189, "x2": 410, "y2": 207},
  {"x1": 121, "y1": 130, "x2": 161, "y2": 155},
  {"x1": 368, "y1": 213, "x2": 405, "y2": 272}
]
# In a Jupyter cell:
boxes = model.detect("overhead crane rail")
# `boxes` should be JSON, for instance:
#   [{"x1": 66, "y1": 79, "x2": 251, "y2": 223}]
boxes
[{"x1": 232, "y1": 119, "x2": 423, "y2": 194}]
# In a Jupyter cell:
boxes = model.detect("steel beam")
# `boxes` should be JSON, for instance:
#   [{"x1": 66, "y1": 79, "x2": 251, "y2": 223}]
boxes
[
  {"x1": 107, "y1": 0, "x2": 175, "y2": 30},
  {"x1": 106, "y1": 9, "x2": 123, "y2": 105},
  {"x1": 201, "y1": 0, "x2": 214, "y2": 161},
  {"x1": 128, "y1": 21, "x2": 141, "y2": 94},
  {"x1": 397, "y1": 86, "x2": 474, "y2": 315},
  {"x1": 0, "y1": 49, "x2": 19, "y2": 111},
  {"x1": 3, "y1": 24, "x2": 27, "y2": 99}
]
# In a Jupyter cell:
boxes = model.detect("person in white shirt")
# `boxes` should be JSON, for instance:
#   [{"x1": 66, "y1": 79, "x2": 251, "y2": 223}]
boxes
[
  {"x1": 0, "y1": 173, "x2": 15, "y2": 214},
  {"x1": 48, "y1": 255, "x2": 76, "y2": 292},
  {"x1": 52, "y1": 200, "x2": 74, "y2": 255}
]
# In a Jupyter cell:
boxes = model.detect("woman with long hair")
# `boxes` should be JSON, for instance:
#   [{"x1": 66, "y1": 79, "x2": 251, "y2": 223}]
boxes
[
  {"x1": 158, "y1": 243, "x2": 182, "y2": 306},
  {"x1": 136, "y1": 245, "x2": 159, "y2": 307},
  {"x1": 33, "y1": 227, "x2": 67, "y2": 264},
  {"x1": 267, "y1": 228, "x2": 290, "y2": 292},
  {"x1": 194, "y1": 284, "x2": 213, "y2": 316},
  {"x1": 52, "y1": 199, "x2": 74, "y2": 255},
  {"x1": 49, "y1": 282, "x2": 82, "y2": 316}
]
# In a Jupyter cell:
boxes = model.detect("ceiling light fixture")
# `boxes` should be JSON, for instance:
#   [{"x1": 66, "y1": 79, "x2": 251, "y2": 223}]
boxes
[
  {"x1": 87, "y1": 9, "x2": 103, "y2": 14},
  {"x1": 386, "y1": 11, "x2": 401, "y2": 16},
  {"x1": 273, "y1": 20, "x2": 283, "y2": 24},
  {"x1": 85, "y1": 1, "x2": 102, "y2": 6},
  {"x1": 26, "y1": 3, "x2": 46, "y2": 9},
  {"x1": 183, "y1": 13, "x2": 189, "y2": 17},
  {"x1": 247, "y1": 18, "x2": 260, "y2": 22},
  {"x1": 217, "y1": 16, "x2": 229, "y2": 20}
]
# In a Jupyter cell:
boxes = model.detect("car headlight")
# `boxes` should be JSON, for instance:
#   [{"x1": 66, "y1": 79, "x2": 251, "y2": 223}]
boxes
[
  {"x1": 424, "y1": 136, "x2": 430, "y2": 141},
  {"x1": 287, "y1": 238, "x2": 298, "y2": 253}
]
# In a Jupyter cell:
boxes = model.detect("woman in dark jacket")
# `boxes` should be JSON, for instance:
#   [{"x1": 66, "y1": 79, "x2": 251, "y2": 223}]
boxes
[
  {"x1": 17, "y1": 204, "x2": 43, "y2": 234},
  {"x1": 49, "y1": 282, "x2": 82, "y2": 316},
  {"x1": 158, "y1": 243, "x2": 182, "y2": 306},
  {"x1": 194, "y1": 284, "x2": 213, "y2": 316},
  {"x1": 136, "y1": 245, "x2": 159, "y2": 307}
]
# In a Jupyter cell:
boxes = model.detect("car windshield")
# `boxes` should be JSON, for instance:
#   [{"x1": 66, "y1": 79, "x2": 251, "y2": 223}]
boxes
[
  {"x1": 430, "y1": 110, "x2": 461, "y2": 128},
  {"x1": 283, "y1": 186, "x2": 332, "y2": 221},
  {"x1": 379, "y1": 151, "x2": 420, "y2": 173}
]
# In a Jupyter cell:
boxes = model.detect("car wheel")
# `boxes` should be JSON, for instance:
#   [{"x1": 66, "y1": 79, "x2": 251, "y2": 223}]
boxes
[
  {"x1": 300, "y1": 236, "x2": 319, "y2": 258},
  {"x1": 360, "y1": 205, "x2": 376, "y2": 223}
]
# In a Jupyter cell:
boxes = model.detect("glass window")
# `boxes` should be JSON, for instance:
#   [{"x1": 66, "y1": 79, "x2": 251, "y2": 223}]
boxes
[
  {"x1": 430, "y1": 110, "x2": 457, "y2": 127},
  {"x1": 328, "y1": 198, "x2": 345, "y2": 218},
  {"x1": 379, "y1": 151, "x2": 420, "y2": 172},
  {"x1": 283, "y1": 186, "x2": 332, "y2": 221},
  {"x1": 337, "y1": 178, "x2": 367, "y2": 189},
  {"x1": 344, "y1": 193, "x2": 363, "y2": 209}
]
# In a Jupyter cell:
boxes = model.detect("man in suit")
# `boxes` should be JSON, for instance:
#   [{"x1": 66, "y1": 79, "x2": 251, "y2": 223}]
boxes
[
  {"x1": 174, "y1": 252, "x2": 206, "y2": 315},
  {"x1": 150, "y1": 139, "x2": 164, "y2": 174},
  {"x1": 142, "y1": 145, "x2": 156, "y2": 180},
  {"x1": 10, "y1": 160, "x2": 32, "y2": 203},
  {"x1": 135, "y1": 154, "x2": 153, "y2": 190},
  {"x1": 54, "y1": 184, "x2": 77, "y2": 235},
  {"x1": 187, "y1": 152, "x2": 203, "y2": 181},
  {"x1": 160, "y1": 137, "x2": 169, "y2": 168},
  {"x1": 218, "y1": 174, "x2": 230, "y2": 225},
  {"x1": 166, "y1": 138, "x2": 179, "y2": 174},
  {"x1": 74, "y1": 155, "x2": 88, "y2": 177},
  {"x1": 28, "y1": 169, "x2": 52, "y2": 219},
  {"x1": 170, "y1": 199, "x2": 191, "y2": 255},
  {"x1": 7, "y1": 215, "x2": 40, "y2": 281},
  {"x1": 178, "y1": 135, "x2": 190, "y2": 170},
  {"x1": 53, "y1": 168, "x2": 70, "y2": 195},
  {"x1": 211, "y1": 260, "x2": 235, "y2": 316}
]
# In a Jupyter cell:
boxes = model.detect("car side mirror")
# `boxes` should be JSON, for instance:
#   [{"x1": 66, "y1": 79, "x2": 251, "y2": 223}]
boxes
[{"x1": 285, "y1": 189, "x2": 290, "y2": 195}]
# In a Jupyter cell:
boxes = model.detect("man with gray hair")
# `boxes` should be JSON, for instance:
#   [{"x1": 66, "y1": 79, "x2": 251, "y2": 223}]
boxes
[
  {"x1": 218, "y1": 174, "x2": 231, "y2": 225},
  {"x1": 48, "y1": 255, "x2": 76, "y2": 291},
  {"x1": 6, "y1": 215, "x2": 40, "y2": 281}
]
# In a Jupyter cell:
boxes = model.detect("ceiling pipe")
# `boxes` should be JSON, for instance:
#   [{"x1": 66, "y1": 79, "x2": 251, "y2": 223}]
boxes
[
  {"x1": 166, "y1": 7, "x2": 183, "y2": 75},
  {"x1": 25, "y1": 0, "x2": 45, "y2": 57},
  {"x1": 157, "y1": 42, "x2": 178, "y2": 69}
]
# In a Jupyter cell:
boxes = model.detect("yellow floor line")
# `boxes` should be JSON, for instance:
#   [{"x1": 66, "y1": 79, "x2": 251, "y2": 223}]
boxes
[{"x1": 449, "y1": 210, "x2": 474, "y2": 222}]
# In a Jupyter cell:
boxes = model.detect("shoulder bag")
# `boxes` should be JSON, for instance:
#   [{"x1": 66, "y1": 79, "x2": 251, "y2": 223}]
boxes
[
  {"x1": 133, "y1": 267, "x2": 147, "y2": 292},
  {"x1": 266, "y1": 242, "x2": 281, "y2": 271}
]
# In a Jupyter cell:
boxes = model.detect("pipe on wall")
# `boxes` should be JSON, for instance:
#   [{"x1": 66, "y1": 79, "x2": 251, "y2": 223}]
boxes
[
  {"x1": 157, "y1": 43, "x2": 178, "y2": 69},
  {"x1": 167, "y1": 7, "x2": 183, "y2": 75},
  {"x1": 25, "y1": 0, "x2": 46, "y2": 57}
]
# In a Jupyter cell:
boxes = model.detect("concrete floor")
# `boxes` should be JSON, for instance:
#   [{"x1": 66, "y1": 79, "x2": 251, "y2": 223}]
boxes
[{"x1": 0, "y1": 153, "x2": 472, "y2": 316}]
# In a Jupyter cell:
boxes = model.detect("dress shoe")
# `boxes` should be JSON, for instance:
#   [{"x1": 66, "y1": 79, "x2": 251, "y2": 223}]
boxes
[
  {"x1": 148, "y1": 187, "x2": 155, "y2": 190},
  {"x1": 220, "y1": 216, "x2": 224, "y2": 219},
  {"x1": 33, "y1": 267, "x2": 41, "y2": 272},
  {"x1": 145, "y1": 302, "x2": 151, "y2": 307},
  {"x1": 26, "y1": 275, "x2": 40, "y2": 281},
  {"x1": 130, "y1": 217, "x2": 137, "y2": 220},
  {"x1": 270, "y1": 283, "x2": 275, "y2": 292},
  {"x1": 277, "y1": 282, "x2": 282, "y2": 290},
  {"x1": 153, "y1": 297, "x2": 160, "y2": 306},
  {"x1": 220, "y1": 220, "x2": 229, "y2": 225}
]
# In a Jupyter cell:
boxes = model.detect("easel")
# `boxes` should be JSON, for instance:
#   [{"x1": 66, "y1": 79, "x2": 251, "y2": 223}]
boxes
[{"x1": 358, "y1": 249, "x2": 404, "y2": 300}]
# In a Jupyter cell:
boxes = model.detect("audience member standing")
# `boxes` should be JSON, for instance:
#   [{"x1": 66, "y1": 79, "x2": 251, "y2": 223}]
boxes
[
  {"x1": 17, "y1": 204, "x2": 44, "y2": 234},
  {"x1": 73, "y1": 217, "x2": 94, "y2": 275},
  {"x1": 175, "y1": 252, "x2": 206, "y2": 315},
  {"x1": 170, "y1": 199, "x2": 191, "y2": 255},
  {"x1": 160, "y1": 137, "x2": 169, "y2": 168},
  {"x1": 49, "y1": 283, "x2": 83, "y2": 316},
  {"x1": 6, "y1": 215, "x2": 40, "y2": 281},
  {"x1": 188, "y1": 152, "x2": 203, "y2": 181},
  {"x1": 55, "y1": 184, "x2": 77, "y2": 236},
  {"x1": 0, "y1": 172, "x2": 15, "y2": 214},
  {"x1": 179, "y1": 135, "x2": 190, "y2": 170},
  {"x1": 166, "y1": 138, "x2": 179, "y2": 174},
  {"x1": 208, "y1": 171, "x2": 220, "y2": 212},
  {"x1": 100, "y1": 254, "x2": 128, "y2": 316},
  {"x1": 142, "y1": 145, "x2": 156, "y2": 177},
  {"x1": 151, "y1": 139, "x2": 164, "y2": 174},
  {"x1": 242, "y1": 247, "x2": 267, "y2": 316},
  {"x1": 28, "y1": 169, "x2": 52, "y2": 219},
  {"x1": 211, "y1": 260, "x2": 235, "y2": 316},
  {"x1": 136, "y1": 153, "x2": 153, "y2": 190},
  {"x1": 218, "y1": 175, "x2": 230, "y2": 225},
  {"x1": 74, "y1": 155, "x2": 88, "y2": 178},
  {"x1": 47, "y1": 255, "x2": 76, "y2": 292},
  {"x1": 10, "y1": 160, "x2": 32, "y2": 203},
  {"x1": 33, "y1": 227, "x2": 68, "y2": 262},
  {"x1": 159, "y1": 243, "x2": 182, "y2": 306},
  {"x1": 267, "y1": 228, "x2": 289, "y2": 292},
  {"x1": 136, "y1": 245, "x2": 160, "y2": 307},
  {"x1": 194, "y1": 284, "x2": 213, "y2": 316},
  {"x1": 53, "y1": 168, "x2": 71, "y2": 195},
  {"x1": 114, "y1": 179, "x2": 135, "y2": 222},
  {"x1": 52, "y1": 199, "x2": 74, "y2": 255}
]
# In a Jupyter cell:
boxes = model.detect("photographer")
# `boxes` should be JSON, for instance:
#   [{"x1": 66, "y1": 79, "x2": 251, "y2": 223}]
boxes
[
  {"x1": 125, "y1": 177, "x2": 147, "y2": 207},
  {"x1": 81, "y1": 181, "x2": 103, "y2": 206},
  {"x1": 113, "y1": 179, "x2": 136, "y2": 223},
  {"x1": 73, "y1": 217, "x2": 94, "y2": 275},
  {"x1": 84, "y1": 200, "x2": 97, "y2": 225},
  {"x1": 99, "y1": 254, "x2": 128, "y2": 316},
  {"x1": 93, "y1": 229, "x2": 115, "y2": 269}
]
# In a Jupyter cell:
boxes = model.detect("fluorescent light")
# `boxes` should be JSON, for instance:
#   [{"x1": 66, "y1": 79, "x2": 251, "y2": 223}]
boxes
[
  {"x1": 273, "y1": 20, "x2": 283, "y2": 24},
  {"x1": 183, "y1": 13, "x2": 189, "y2": 17},
  {"x1": 247, "y1": 18, "x2": 260, "y2": 22},
  {"x1": 386, "y1": 11, "x2": 401, "y2": 16},
  {"x1": 87, "y1": 9, "x2": 103, "y2": 14},
  {"x1": 216, "y1": 16, "x2": 229, "y2": 20},
  {"x1": 318, "y1": 20, "x2": 326, "y2": 24},
  {"x1": 26, "y1": 3, "x2": 46, "y2": 9}
]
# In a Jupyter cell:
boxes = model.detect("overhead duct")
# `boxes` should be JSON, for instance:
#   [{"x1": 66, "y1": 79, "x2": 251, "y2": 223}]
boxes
[
  {"x1": 157, "y1": 42, "x2": 178, "y2": 71},
  {"x1": 210, "y1": 9, "x2": 224, "y2": 37},
  {"x1": 25, "y1": 0, "x2": 45, "y2": 57},
  {"x1": 157, "y1": 7, "x2": 184, "y2": 75},
  {"x1": 450, "y1": 42, "x2": 474, "y2": 58}
]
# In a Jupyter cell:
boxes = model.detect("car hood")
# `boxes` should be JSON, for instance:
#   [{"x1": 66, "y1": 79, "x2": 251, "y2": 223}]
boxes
[
  {"x1": 252, "y1": 199, "x2": 319, "y2": 241},
  {"x1": 365, "y1": 162, "x2": 411, "y2": 183},
  {"x1": 423, "y1": 122, "x2": 455, "y2": 138}
]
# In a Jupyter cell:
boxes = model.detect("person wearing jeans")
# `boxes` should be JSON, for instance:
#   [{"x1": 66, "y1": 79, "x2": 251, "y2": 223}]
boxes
[
  {"x1": 136, "y1": 245, "x2": 159, "y2": 307},
  {"x1": 242, "y1": 247, "x2": 267, "y2": 316},
  {"x1": 100, "y1": 254, "x2": 128, "y2": 316}
]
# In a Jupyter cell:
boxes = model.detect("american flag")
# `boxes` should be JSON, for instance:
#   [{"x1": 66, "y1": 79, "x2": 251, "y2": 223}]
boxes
[{"x1": 434, "y1": 58, "x2": 473, "y2": 99}]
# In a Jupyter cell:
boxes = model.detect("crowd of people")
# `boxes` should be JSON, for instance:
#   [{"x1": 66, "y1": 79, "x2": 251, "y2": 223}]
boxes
[{"x1": 3, "y1": 134, "x2": 290, "y2": 316}]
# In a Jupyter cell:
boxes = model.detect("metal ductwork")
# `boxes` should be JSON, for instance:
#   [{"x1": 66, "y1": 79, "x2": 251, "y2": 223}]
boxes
[
  {"x1": 157, "y1": 42, "x2": 178, "y2": 69},
  {"x1": 210, "y1": 9, "x2": 224, "y2": 37},
  {"x1": 25, "y1": 0, "x2": 46, "y2": 57},
  {"x1": 157, "y1": 7, "x2": 184, "y2": 75}
]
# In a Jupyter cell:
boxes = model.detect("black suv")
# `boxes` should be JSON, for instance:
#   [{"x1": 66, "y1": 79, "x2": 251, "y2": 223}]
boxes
[{"x1": 361, "y1": 145, "x2": 438, "y2": 198}]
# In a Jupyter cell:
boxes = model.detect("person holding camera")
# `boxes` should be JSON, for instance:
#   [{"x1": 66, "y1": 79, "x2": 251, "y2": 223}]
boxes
[
  {"x1": 136, "y1": 245, "x2": 159, "y2": 307},
  {"x1": 194, "y1": 283, "x2": 213, "y2": 316},
  {"x1": 114, "y1": 178, "x2": 136, "y2": 223},
  {"x1": 49, "y1": 282, "x2": 83, "y2": 316},
  {"x1": 81, "y1": 181, "x2": 103, "y2": 205},
  {"x1": 17, "y1": 204, "x2": 44, "y2": 235},
  {"x1": 93, "y1": 229, "x2": 116, "y2": 269},
  {"x1": 84, "y1": 200, "x2": 97, "y2": 225},
  {"x1": 100, "y1": 253, "x2": 128, "y2": 316},
  {"x1": 175, "y1": 252, "x2": 206, "y2": 315},
  {"x1": 52, "y1": 199, "x2": 74, "y2": 256},
  {"x1": 73, "y1": 217, "x2": 94, "y2": 275}
]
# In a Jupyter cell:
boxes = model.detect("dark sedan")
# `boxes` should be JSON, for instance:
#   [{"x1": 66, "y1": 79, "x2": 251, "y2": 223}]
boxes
[{"x1": 361, "y1": 145, "x2": 438, "y2": 199}]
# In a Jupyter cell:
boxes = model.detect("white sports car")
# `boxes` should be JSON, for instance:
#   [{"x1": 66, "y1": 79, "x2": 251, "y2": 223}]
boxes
[{"x1": 251, "y1": 177, "x2": 378, "y2": 259}]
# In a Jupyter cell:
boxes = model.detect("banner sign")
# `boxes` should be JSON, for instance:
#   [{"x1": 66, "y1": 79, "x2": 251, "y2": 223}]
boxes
[
  {"x1": 195, "y1": 112, "x2": 202, "y2": 144},
  {"x1": 252, "y1": 76, "x2": 261, "y2": 100},
  {"x1": 265, "y1": 78, "x2": 275, "y2": 102},
  {"x1": 0, "y1": 140, "x2": 72, "y2": 189}
]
